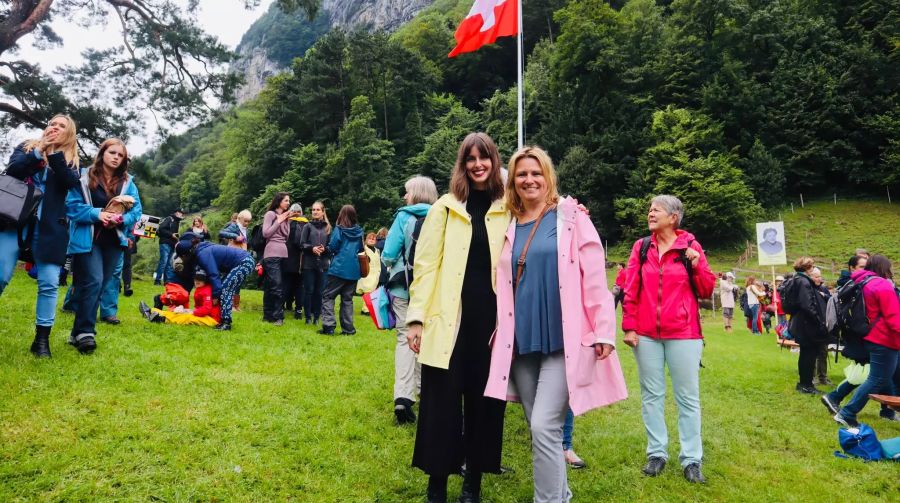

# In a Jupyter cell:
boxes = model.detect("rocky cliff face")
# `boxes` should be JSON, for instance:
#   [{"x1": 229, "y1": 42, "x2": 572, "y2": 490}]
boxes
[
  {"x1": 324, "y1": 0, "x2": 434, "y2": 31},
  {"x1": 233, "y1": 0, "x2": 434, "y2": 104}
]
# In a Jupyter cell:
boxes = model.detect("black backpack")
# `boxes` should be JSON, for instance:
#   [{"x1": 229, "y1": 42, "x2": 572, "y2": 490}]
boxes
[
  {"x1": 387, "y1": 215, "x2": 425, "y2": 289},
  {"x1": 740, "y1": 291, "x2": 750, "y2": 317},
  {"x1": 637, "y1": 236, "x2": 700, "y2": 299},
  {"x1": 832, "y1": 277, "x2": 878, "y2": 345},
  {"x1": 248, "y1": 223, "x2": 265, "y2": 257},
  {"x1": 777, "y1": 276, "x2": 801, "y2": 315}
]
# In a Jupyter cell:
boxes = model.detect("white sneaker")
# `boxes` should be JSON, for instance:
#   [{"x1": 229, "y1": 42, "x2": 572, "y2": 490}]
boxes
[{"x1": 564, "y1": 449, "x2": 586, "y2": 469}]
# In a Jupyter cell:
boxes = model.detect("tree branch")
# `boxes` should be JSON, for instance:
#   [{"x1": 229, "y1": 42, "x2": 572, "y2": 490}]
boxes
[
  {"x1": 0, "y1": 101, "x2": 43, "y2": 128},
  {"x1": 0, "y1": 0, "x2": 56, "y2": 56}
]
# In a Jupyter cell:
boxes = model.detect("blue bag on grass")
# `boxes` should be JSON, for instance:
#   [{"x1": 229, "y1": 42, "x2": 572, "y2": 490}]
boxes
[
  {"x1": 881, "y1": 437, "x2": 900, "y2": 461},
  {"x1": 835, "y1": 424, "x2": 883, "y2": 461}
]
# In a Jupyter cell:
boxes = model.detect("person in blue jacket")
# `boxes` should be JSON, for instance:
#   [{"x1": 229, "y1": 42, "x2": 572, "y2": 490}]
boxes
[
  {"x1": 382, "y1": 176, "x2": 438, "y2": 424},
  {"x1": 175, "y1": 233, "x2": 255, "y2": 331},
  {"x1": 66, "y1": 138, "x2": 142, "y2": 354},
  {"x1": 319, "y1": 204, "x2": 364, "y2": 335},
  {"x1": 0, "y1": 114, "x2": 81, "y2": 357}
]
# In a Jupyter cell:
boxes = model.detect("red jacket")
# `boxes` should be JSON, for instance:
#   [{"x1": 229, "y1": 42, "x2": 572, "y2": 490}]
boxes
[
  {"x1": 192, "y1": 283, "x2": 221, "y2": 323},
  {"x1": 614, "y1": 267, "x2": 627, "y2": 288},
  {"x1": 621, "y1": 230, "x2": 716, "y2": 339},
  {"x1": 852, "y1": 269, "x2": 900, "y2": 350}
]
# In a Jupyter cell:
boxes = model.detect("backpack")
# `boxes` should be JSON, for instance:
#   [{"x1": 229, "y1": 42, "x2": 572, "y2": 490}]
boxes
[
  {"x1": 777, "y1": 276, "x2": 802, "y2": 315},
  {"x1": 248, "y1": 223, "x2": 265, "y2": 256},
  {"x1": 832, "y1": 276, "x2": 878, "y2": 345},
  {"x1": 387, "y1": 215, "x2": 425, "y2": 289},
  {"x1": 740, "y1": 291, "x2": 750, "y2": 317},
  {"x1": 836, "y1": 424, "x2": 883, "y2": 461}
]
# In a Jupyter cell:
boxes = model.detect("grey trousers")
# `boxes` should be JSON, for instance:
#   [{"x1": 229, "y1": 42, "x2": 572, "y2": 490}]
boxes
[
  {"x1": 392, "y1": 296, "x2": 421, "y2": 401},
  {"x1": 321, "y1": 276, "x2": 356, "y2": 332},
  {"x1": 511, "y1": 352, "x2": 572, "y2": 503}
]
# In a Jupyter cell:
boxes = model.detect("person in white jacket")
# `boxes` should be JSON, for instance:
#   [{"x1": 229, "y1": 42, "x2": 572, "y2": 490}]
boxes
[{"x1": 720, "y1": 272, "x2": 737, "y2": 331}]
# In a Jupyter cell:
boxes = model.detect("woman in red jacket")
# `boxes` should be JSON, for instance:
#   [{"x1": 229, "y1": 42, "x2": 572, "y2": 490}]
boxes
[
  {"x1": 622, "y1": 195, "x2": 716, "y2": 484},
  {"x1": 833, "y1": 254, "x2": 900, "y2": 427}
]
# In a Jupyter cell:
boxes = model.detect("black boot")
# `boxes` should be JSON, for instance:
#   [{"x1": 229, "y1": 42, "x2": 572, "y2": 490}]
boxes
[
  {"x1": 458, "y1": 471, "x2": 481, "y2": 503},
  {"x1": 30, "y1": 325, "x2": 52, "y2": 358},
  {"x1": 426, "y1": 475, "x2": 447, "y2": 503}
]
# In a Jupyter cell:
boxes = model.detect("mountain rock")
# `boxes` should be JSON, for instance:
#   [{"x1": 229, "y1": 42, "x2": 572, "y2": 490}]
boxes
[{"x1": 233, "y1": 0, "x2": 435, "y2": 104}]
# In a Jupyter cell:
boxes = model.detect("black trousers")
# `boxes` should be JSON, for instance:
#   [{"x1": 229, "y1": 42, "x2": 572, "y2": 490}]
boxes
[
  {"x1": 122, "y1": 246, "x2": 133, "y2": 289},
  {"x1": 282, "y1": 271, "x2": 303, "y2": 312},
  {"x1": 262, "y1": 257, "x2": 284, "y2": 321},
  {"x1": 798, "y1": 339, "x2": 825, "y2": 387},
  {"x1": 301, "y1": 269, "x2": 326, "y2": 321},
  {"x1": 412, "y1": 316, "x2": 506, "y2": 476}
]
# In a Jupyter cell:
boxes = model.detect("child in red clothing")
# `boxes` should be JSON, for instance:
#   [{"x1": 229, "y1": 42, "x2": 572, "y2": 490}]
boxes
[{"x1": 140, "y1": 270, "x2": 220, "y2": 326}]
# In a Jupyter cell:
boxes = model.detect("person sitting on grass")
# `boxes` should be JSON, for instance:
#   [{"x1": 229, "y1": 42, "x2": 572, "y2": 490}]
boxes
[
  {"x1": 173, "y1": 232, "x2": 255, "y2": 331},
  {"x1": 139, "y1": 268, "x2": 220, "y2": 326}
]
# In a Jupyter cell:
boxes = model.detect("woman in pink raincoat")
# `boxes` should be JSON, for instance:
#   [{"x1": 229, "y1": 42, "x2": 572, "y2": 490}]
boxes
[{"x1": 484, "y1": 146, "x2": 627, "y2": 502}]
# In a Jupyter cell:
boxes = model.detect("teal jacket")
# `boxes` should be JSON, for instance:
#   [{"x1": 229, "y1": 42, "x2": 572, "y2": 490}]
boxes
[
  {"x1": 382, "y1": 203, "x2": 431, "y2": 299},
  {"x1": 66, "y1": 169, "x2": 142, "y2": 254}
]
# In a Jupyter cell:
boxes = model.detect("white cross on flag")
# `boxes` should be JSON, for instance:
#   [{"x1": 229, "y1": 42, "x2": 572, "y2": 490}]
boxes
[{"x1": 448, "y1": 0, "x2": 519, "y2": 57}]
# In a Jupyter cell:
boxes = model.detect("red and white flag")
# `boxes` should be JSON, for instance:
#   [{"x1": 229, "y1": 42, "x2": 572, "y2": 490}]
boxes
[{"x1": 448, "y1": 0, "x2": 519, "y2": 58}]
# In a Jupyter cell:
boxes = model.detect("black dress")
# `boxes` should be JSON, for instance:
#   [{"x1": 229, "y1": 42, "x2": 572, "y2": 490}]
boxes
[{"x1": 412, "y1": 189, "x2": 507, "y2": 476}]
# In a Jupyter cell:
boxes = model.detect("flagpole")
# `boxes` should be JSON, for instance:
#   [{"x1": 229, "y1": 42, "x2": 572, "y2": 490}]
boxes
[{"x1": 516, "y1": 0, "x2": 524, "y2": 150}]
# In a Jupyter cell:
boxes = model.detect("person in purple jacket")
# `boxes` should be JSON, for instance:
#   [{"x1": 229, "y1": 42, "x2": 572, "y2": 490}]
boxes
[{"x1": 174, "y1": 233, "x2": 254, "y2": 331}]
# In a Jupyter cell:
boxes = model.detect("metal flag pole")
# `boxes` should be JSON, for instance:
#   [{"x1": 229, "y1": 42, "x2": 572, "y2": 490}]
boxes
[{"x1": 517, "y1": 0, "x2": 524, "y2": 149}]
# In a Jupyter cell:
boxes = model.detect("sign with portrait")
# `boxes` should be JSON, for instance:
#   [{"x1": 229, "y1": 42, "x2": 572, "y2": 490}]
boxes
[
  {"x1": 756, "y1": 221, "x2": 787, "y2": 266},
  {"x1": 133, "y1": 214, "x2": 161, "y2": 239}
]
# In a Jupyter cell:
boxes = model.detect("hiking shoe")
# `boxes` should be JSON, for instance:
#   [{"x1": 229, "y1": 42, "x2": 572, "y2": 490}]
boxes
[
  {"x1": 564, "y1": 449, "x2": 587, "y2": 469},
  {"x1": 820, "y1": 394, "x2": 840, "y2": 415},
  {"x1": 795, "y1": 383, "x2": 821, "y2": 395},
  {"x1": 294, "y1": 310, "x2": 303, "y2": 320},
  {"x1": 214, "y1": 322, "x2": 231, "y2": 331},
  {"x1": 881, "y1": 412, "x2": 900, "y2": 422},
  {"x1": 273, "y1": 319, "x2": 284, "y2": 326},
  {"x1": 340, "y1": 330, "x2": 356, "y2": 336},
  {"x1": 123, "y1": 286, "x2": 133, "y2": 297},
  {"x1": 641, "y1": 457, "x2": 666, "y2": 477},
  {"x1": 394, "y1": 398, "x2": 416, "y2": 424},
  {"x1": 139, "y1": 301, "x2": 152, "y2": 320},
  {"x1": 683, "y1": 463, "x2": 706, "y2": 484},
  {"x1": 318, "y1": 327, "x2": 335, "y2": 335},
  {"x1": 834, "y1": 412, "x2": 860, "y2": 429},
  {"x1": 101, "y1": 316, "x2": 121, "y2": 325},
  {"x1": 817, "y1": 377, "x2": 833, "y2": 386},
  {"x1": 69, "y1": 333, "x2": 96, "y2": 355}
]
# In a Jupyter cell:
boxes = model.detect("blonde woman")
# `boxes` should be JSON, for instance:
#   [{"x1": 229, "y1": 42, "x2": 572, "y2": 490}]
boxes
[
  {"x1": 745, "y1": 276, "x2": 765, "y2": 334},
  {"x1": 0, "y1": 114, "x2": 81, "y2": 358}
]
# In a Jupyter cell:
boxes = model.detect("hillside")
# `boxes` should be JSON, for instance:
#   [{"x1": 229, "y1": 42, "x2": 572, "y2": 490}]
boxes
[{"x1": 610, "y1": 199, "x2": 900, "y2": 282}]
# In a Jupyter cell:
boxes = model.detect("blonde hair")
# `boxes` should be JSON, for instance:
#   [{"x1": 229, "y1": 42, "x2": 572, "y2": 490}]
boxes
[
  {"x1": 24, "y1": 114, "x2": 80, "y2": 167},
  {"x1": 793, "y1": 256, "x2": 815, "y2": 273},
  {"x1": 312, "y1": 200, "x2": 332, "y2": 234},
  {"x1": 237, "y1": 210, "x2": 252, "y2": 222},
  {"x1": 405, "y1": 176, "x2": 439, "y2": 205},
  {"x1": 505, "y1": 146, "x2": 560, "y2": 218}
]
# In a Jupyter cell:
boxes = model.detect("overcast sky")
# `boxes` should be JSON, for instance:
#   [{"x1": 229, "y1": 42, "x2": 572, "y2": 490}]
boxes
[{"x1": 6, "y1": 0, "x2": 275, "y2": 155}]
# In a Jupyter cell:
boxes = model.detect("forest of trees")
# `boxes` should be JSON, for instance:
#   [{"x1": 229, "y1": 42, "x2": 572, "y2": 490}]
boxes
[{"x1": 137, "y1": 0, "x2": 899, "y2": 246}]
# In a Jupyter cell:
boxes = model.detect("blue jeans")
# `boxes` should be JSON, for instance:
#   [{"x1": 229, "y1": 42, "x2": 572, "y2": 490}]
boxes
[
  {"x1": 749, "y1": 304, "x2": 760, "y2": 333},
  {"x1": 633, "y1": 336, "x2": 704, "y2": 467},
  {"x1": 839, "y1": 342, "x2": 899, "y2": 421},
  {"x1": 156, "y1": 243, "x2": 174, "y2": 283},
  {"x1": 0, "y1": 228, "x2": 61, "y2": 327},
  {"x1": 562, "y1": 409, "x2": 574, "y2": 450},
  {"x1": 99, "y1": 253, "x2": 124, "y2": 318},
  {"x1": 71, "y1": 245, "x2": 123, "y2": 336}
]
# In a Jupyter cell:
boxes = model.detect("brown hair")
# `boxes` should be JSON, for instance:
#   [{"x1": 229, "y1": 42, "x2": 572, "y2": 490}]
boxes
[
  {"x1": 450, "y1": 132, "x2": 504, "y2": 202},
  {"x1": 311, "y1": 200, "x2": 332, "y2": 234},
  {"x1": 505, "y1": 146, "x2": 560, "y2": 218},
  {"x1": 745, "y1": 276, "x2": 756, "y2": 288},
  {"x1": 267, "y1": 192, "x2": 290, "y2": 213},
  {"x1": 793, "y1": 256, "x2": 815, "y2": 273},
  {"x1": 865, "y1": 254, "x2": 893, "y2": 280},
  {"x1": 375, "y1": 227, "x2": 388, "y2": 240},
  {"x1": 89, "y1": 138, "x2": 128, "y2": 197},
  {"x1": 335, "y1": 205, "x2": 357, "y2": 227}
]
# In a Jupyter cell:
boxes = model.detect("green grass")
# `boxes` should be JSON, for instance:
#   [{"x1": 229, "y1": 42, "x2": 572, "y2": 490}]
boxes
[{"x1": 1, "y1": 270, "x2": 898, "y2": 502}]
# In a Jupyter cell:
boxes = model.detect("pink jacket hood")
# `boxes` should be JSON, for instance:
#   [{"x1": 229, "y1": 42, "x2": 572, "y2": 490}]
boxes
[
  {"x1": 484, "y1": 197, "x2": 628, "y2": 416},
  {"x1": 621, "y1": 230, "x2": 716, "y2": 339},
  {"x1": 851, "y1": 269, "x2": 900, "y2": 350}
]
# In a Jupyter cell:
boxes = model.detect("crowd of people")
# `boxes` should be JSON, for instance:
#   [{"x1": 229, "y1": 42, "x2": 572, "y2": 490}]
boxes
[{"x1": 3, "y1": 117, "x2": 898, "y2": 501}]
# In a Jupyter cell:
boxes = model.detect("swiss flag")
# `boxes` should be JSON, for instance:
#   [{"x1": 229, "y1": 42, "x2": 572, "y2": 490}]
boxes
[{"x1": 448, "y1": 0, "x2": 519, "y2": 58}]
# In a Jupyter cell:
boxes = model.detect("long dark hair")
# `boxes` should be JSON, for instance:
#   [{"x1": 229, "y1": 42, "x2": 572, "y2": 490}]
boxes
[
  {"x1": 89, "y1": 138, "x2": 129, "y2": 196},
  {"x1": 450, "y1": 132, "x2": 504, "y2": 203},
  {"x1": 865, "y1": 254, "x2": 893, "y2": 280},
  {"x1": 267, "y1": 192, "x2": 289, "y2": 213},
  {"x1": 335, "y1": 205, "x2": 357, "y2": 227}
]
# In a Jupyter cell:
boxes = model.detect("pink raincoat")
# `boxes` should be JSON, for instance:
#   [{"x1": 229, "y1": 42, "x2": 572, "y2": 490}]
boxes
[{"x1": 484, "y1": 197, "x2": 628, "y2": 415}]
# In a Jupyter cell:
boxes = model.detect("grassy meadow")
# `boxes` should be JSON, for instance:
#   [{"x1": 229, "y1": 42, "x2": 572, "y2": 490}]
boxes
[{"x1": 1, "y1": 268, "x2": 897, "y2": 502}]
